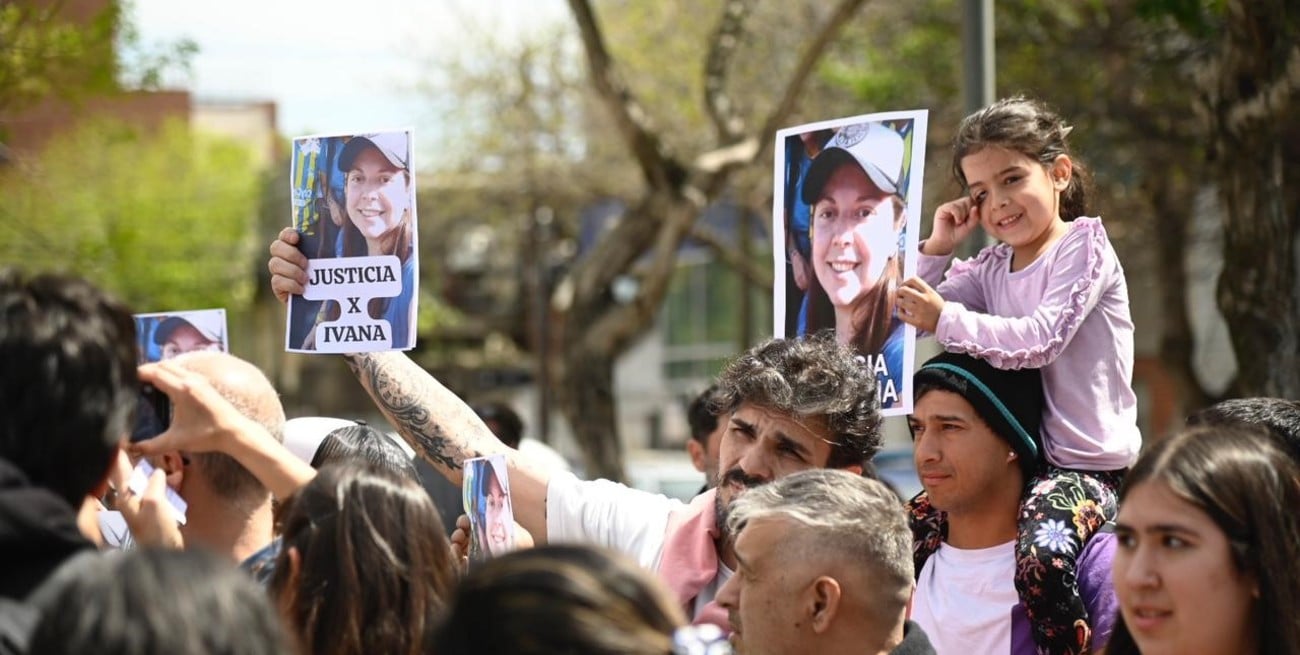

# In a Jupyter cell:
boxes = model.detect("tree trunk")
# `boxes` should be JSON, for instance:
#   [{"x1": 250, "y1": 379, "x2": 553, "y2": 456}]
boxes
[
  {"x1": 1207, "y1": 0, "x2": 1300, "y2": 397},
  {"x1": 556, "y1": 340, "x2": 624, "y2": 481},
  {"x1": 552, "y1": 0, "x2": 867, "y2": 479},
  {"x1": 1148, "y1": 170, "x2": 1215, "y2": 412}
]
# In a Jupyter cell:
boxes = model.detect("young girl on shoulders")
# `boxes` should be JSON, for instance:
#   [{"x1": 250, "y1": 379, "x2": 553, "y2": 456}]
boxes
[{"x1": 897, "y1": 96, "x2": 1140, "y2": 655}]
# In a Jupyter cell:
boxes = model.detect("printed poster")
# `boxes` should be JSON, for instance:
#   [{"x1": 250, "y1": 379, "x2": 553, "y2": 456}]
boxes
[
  {"x1": 773, "y1": 110, "x2": 929, "y2": 415},
  {"x1": 286, "y1": 129, "x2": 419, "y2": 353}
]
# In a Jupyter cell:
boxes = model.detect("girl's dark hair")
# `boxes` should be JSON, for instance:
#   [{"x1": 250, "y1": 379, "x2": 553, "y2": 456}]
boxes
[
  {"x1": 1104, "y1": 426, "x2": 1300, "y2": 655},
  {"x1": 952, "y1": 96, "x2": 1091, "y2": 221},
  {"x1": 477, "y1": 459, "x2": 503, "y2": 498},
  {"x1": 270, "y1": 463, "x2": 457, "y2": 655},
  {"x1": 805, "y1": 193, "x2": 907, "y2": 356},
  {"x1": 434, "y1": 545, "x2": 685, "y2": 655}
]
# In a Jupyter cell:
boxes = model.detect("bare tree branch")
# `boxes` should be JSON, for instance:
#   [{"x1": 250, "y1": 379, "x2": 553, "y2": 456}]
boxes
[
  {"x1": 689, "y1": 221, "x2": 773, "y2": 290},
  {"x1": 581, "y1": 197, "x2": 702, "y2": 355},
  {"x1": 753, "y1": 0, "x2": 868, "y2": 157},
  {"x1": 695, "y1": 0, "x2": 869, "y2": 196},
  {"x1": 703, "y1": 0, "x2": 755, "y2": 142},
  {"x1": 566, "y1": 0, "x2": 685, "y2": 190}
]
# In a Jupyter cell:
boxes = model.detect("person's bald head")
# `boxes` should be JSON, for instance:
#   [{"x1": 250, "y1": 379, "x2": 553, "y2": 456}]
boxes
[{"x1": 172, "y1": 352, "x2": 285, "y2": 507}]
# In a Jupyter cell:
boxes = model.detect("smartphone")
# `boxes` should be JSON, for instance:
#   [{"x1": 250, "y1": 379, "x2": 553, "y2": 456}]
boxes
[{"x1": 131, "y1": 383, "x2": 171, "y2": 443}]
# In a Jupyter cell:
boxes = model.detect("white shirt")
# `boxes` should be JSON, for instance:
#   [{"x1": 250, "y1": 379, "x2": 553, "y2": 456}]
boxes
[
  {"x1": 546, "y1": 471, "x2": 682, "y2": 570},
  {"x1": 546, "y1": 471, "x2": 733, "y2": 623},
  {"x1": 911, "y1": 540, "x2": 1021, "y2": 655}
]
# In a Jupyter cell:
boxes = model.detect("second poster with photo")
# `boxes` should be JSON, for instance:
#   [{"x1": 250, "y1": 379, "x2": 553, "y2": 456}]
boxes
[
  {"x1": 285, "y1": 130, "x2": 419, "y2": 354},
  {"x1": 774, "y1": 110, "x2": 928, "y2": 415}
]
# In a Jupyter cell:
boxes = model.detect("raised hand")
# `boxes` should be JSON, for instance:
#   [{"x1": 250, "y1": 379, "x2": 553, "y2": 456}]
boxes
[
  {"x1": 129, "y1": 361, "x2": 258, "y2": 459},
  {"x1": 268, "y1": 227, "x2": 309, "y2": 303},
  {"x1": 923, "y1": 197, "x2": 981, "y2": 256}
]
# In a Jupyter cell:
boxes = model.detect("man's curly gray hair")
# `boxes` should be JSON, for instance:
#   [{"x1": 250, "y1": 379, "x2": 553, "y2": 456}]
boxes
[{"x1": 712, "y1": 335, "x2": 882, "y2": 468}]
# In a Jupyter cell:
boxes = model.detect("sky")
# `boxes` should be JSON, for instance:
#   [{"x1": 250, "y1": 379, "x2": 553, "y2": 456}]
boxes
[{"x1": 128, "y1": 0, "x2": 568, "y2": 143}]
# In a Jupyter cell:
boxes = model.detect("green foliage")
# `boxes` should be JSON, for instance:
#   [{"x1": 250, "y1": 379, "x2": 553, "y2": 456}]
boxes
[
  {"x1": 1134, "y1": 0, "x2": 1226, "y2": 37},
  {"x1": 0, "y1": 0, "x2": 196, "y2": 123},
  {"x1": 0, "y1": 2, "x2": 119, "y2": 115},
  {"x1": 0, "y1": 119, "x2": 261, "y2": 314}
]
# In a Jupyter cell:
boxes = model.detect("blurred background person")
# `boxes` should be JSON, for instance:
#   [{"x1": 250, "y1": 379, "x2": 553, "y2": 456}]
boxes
[{"x1": 685, "y1": 385, "x2": 726, "y2": 492}]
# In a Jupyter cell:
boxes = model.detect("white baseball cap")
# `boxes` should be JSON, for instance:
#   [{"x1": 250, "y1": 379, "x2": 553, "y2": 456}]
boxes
[
  {"x1": 337, "y1": 132, "x2": 409, "y2": 172},
  {"x1": 801, "y1": 122, "x2": 906, "y2": 204},
  {"x1": 153, "y1": 311, "x2": 225, "y2": 346}
]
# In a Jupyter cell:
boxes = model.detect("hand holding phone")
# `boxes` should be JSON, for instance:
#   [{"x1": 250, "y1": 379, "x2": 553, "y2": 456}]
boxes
[{"x1": 131, "y1": 383, "x2": 172, "y2": 443}]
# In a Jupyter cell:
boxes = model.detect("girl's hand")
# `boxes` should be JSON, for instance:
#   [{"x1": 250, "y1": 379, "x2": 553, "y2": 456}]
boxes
[
  {"x1": 923, "y1": 198, "x2": 980, "y2": 256},
  {"x1": 897, "y1": 277, "x2": 945, "y2": 333}
]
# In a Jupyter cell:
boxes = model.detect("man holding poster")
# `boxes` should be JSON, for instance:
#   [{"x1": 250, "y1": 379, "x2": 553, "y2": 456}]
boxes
[
  {"x1": 286, "y1": 130, "x2": 418, "y2": 353},
  {"x1": 775, "y1": 111, "x2": 927, "y2": 415}
]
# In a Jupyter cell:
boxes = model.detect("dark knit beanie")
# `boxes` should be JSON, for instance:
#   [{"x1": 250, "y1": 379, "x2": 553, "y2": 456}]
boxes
[{"x1": 912, "y1": 351, "x2": 1045, "y2": 478}]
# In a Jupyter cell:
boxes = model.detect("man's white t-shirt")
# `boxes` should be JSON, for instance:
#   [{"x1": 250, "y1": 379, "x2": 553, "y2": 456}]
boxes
[
  {"x1": 545, "y1": 471, "x2": 733, "y2": 620},
  {"x1": 546, "y1": 472, "x2": 681, "y2": 569},
  {"x1": 911, "y1": 540, "x2": 1024, "y2": 655}
]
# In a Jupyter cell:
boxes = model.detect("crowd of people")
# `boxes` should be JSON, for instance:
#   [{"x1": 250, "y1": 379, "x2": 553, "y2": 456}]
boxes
[{"x1": 3, "y1": 95, "x2": 1299, "y2": 655}]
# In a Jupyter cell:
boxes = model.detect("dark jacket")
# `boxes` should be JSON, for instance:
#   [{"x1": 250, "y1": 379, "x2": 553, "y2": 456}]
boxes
[
  {"x1": 0, "y1": 457, "x2": 95, "y2": 601},
  {"x1": 892, "y1": 621, "x2": 937, "y2": 655}
]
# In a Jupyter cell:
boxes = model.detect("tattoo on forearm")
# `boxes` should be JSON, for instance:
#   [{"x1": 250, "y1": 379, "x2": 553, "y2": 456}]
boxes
[{"x1": 346, "y1": 353, "x2": 483, "y2": 474}]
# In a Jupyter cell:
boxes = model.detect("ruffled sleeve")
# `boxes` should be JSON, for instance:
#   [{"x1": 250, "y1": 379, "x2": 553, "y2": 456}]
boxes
[{"x1": 935, "y1": 218, "x2": 1112, "y2": 370}]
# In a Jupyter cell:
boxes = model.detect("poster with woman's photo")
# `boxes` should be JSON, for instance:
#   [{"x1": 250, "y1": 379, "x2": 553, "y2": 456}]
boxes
[
  {"x1": 463, "y1": 454, "x2": 516, "y2": 564},
  {"x1": 285, "y1": 129, "x2": 418, "y2": 353},
  {"x1": 773, "y1": 110, "x2": 928, "y2": 415},
  {"x1": 134, "y1": 309, "x2": 229, "y2": 364}
]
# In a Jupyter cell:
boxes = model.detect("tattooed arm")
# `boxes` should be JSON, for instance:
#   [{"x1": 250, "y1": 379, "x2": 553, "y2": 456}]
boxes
[
  {"x1": 271, "y1": 228, "x2": 554, "y2": 540},
  {"x1": 344, "y1": 351, "x2": 554, "y2": 542}
]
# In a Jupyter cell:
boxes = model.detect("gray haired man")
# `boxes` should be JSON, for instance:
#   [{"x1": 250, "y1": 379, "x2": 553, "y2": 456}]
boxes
[{"x1": 716, "y1": 469, "x2": 935, "y2": 655}]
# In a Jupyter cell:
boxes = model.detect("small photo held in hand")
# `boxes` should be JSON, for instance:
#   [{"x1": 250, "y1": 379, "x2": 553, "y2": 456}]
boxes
[
  {"x1": 462, "y1": 454, "x2": 515, "y2": 563},
  {"x1": 133, "y1": 309, "x2": 229, "y2": 364}
]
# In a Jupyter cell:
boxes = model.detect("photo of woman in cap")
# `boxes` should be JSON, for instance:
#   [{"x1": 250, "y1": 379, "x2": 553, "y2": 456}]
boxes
[
  {"x1": 796, "y1": 120, "x2": 913, "y2": 407},
  {"x1": 133, "y1": 309, "x2": 229, "y2": 364},
  {"x1": 463, "y1": 454, "x2": 515, "y2": 563},
  {"x1": 289, "y1": 130, "x2": 418, "y2": 351}
]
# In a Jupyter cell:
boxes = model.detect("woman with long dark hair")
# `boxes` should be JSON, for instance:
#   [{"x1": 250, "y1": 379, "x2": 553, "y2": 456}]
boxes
[
  {"x1": 270, "y1": 463, "x2": 456, "y2": 655},
  {"x1": 1106, "y1": 426, "x2": 1300, "y2": 655}
]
